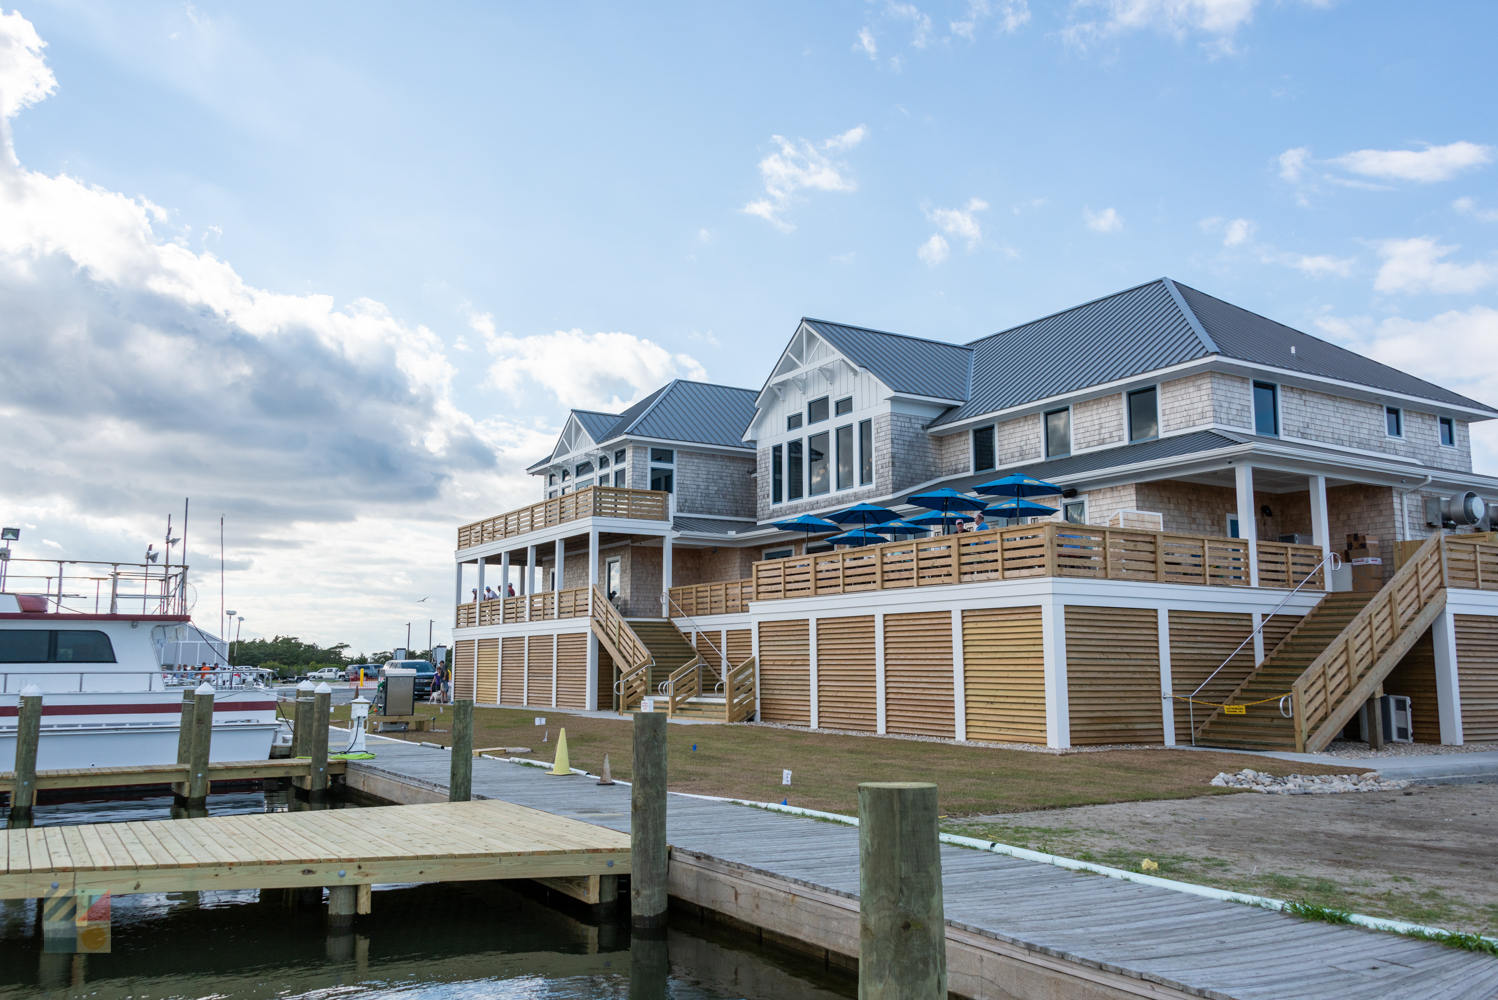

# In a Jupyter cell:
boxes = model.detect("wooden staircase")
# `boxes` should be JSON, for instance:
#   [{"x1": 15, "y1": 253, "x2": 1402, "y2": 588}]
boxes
[
  {"x1": 627, "y1": 619, "x2": 703, "y2": 694},
  {"x1": 1193, "y1": 533, "x2": 1451, "y2": 753}
]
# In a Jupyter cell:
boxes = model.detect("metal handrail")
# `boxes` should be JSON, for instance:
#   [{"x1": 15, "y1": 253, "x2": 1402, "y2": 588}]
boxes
[
  {"x1": 0, "y1": 667, "x2": 275, "y2": 694},
  {"x1": 663, "y1": 590, "x2": 727, "y2": 694},
  {"x1": 1183, "y1": 549, "x2": 1341, "y2": 745}
]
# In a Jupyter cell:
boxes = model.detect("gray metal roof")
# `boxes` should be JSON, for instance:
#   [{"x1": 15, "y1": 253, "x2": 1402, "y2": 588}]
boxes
[
  {"x1": 673, "y1": 516, "x2": 759, "y2": 535},
  {"x1": 894, "y1": 430, "x2": 1245, "y2": 501},
  {"x1": 626, "y1": 380, "x2": 758, "y2": 450},
  {"x1": 1174, "y1": 282, "x2": 1496, "y2": 413},
  {"x1": 802, "y1": 319, "x2": 972, "y2": 401},
  {"x1": 572, "y1": 409, "x2": 622, "y2": 443}
]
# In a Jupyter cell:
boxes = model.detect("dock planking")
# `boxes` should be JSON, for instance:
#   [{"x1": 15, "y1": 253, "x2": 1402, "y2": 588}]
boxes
[
  {"x1": 0, "y1": 758, "x2": 349, "y2": 794},
  {"x1": 0, "y1": 799, "x2": 629, "y2": 899},
  {"x1": 351, "y1": 736, "x2": 1498, "y2": 1000}
]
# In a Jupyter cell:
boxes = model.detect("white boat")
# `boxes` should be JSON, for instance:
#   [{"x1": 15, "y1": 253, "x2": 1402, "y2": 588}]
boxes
[{"x1": 0, "y1": 555, "x2": 278, "y2": 772}]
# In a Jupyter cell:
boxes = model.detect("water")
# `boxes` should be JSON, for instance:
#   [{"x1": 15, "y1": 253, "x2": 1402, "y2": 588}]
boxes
[{"x1": 1, "y1": 791, "x2": 856, "y2": 1000}]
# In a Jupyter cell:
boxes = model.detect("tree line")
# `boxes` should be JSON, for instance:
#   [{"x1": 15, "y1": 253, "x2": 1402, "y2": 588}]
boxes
[{"x1": 230, "y1": 636, "x2": 442, "y2": 679}]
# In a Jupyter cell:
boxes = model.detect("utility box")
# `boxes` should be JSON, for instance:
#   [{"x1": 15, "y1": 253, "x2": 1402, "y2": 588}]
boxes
[
  {"x1": 1357, "y1": 694, "x2": 1413, "y2": 744},
  {"x1": 383, "y1": 667, "x2": 416, "y2": 717}
]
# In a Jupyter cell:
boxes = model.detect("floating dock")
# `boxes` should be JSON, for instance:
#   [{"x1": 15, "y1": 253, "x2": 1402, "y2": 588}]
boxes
[
  {"x1": 1, "y1": 799, "x2": 629, "y2": 899},
  {"x1": 0, "y1": 758, "x2": 348, "y2": 794}
]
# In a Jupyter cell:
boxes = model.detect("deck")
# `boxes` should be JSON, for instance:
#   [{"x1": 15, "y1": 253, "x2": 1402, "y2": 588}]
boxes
[
  {"x1": 457, "y1": 485, "x2": 669, "y2": 550},
  {"x1": 348, "y1": 738, "x2": 1498, "y2": 1000},
  {"x1": 0, "y1": 798, "x2": 629, "y2": 898},
  {"x1": 0, "y1": 758, "x2": 348, "y2": 794}
]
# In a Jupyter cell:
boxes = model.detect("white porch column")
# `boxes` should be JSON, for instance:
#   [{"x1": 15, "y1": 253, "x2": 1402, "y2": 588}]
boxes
[
  {"x1": 1235, "y1": 463, "x2": 1259, "y2": 587},
  {"x1": 1432, "y1": 609, "x2": 1465, "y2": 745},
  {"x1": 586, "y1": 633, "x2": 600, "y2": 711},
  {"x1": 1252, "y1": 612, "x2": 1266, "y2": 665},
  {"x1": 477, "y1": 556, "x2": 486, "y2": 600},
  {"x1": 553, "y1": 538, "x2": 565, "y2": 591},
  {"x1": 454, "y1": 562, "x2": 464, "y2": 607},
  {"x1": 1158, "y1": 608, "x2": 1175, "y2": 746},
  {"x1": 951, "y1": 610, "x2": 967, "y2": 742},
  {"x1": 588, "y1": 528, "x2": 600, "y2": 590},
  {"x1": 661, "y1": 531, "x2": 674, "y2": 616},
  {"x1": 1042, "y1": 598, "x2": 1070, "y2": 749},
  {"x1": 500, "y1": 551, "x2": 511, "y2": 597},
  {"x1": 808, "y1": 617, "x2": 819, "y2": 730},
  {"x1": 524, "y1": 545, "x2": 535, "y2": 595},
  {"x1": 874, "y1": 612, "x2": 887, "y2": 735},
  {"x1": 751, "y1": 623, "x2": 761, "y2": 720},
  {"x1": 1309, "y1": 474, "x2": 1331, "y2": 570}
]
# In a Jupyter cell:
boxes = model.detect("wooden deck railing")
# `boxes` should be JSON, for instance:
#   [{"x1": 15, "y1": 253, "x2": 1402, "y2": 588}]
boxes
[
  {"x1": 667, "y1": 580, "x2": 753, "y2": 618},
  {"x1": 749, "y1": 523, "x2": 1325, "y2": 600},
  {"x1": 725, "y1": 656, "x2": 756, "y2": 723},
  {"x1": 454, "y1": 586, "x2": 588, "y2": 627},
  {"x1": 1292, "y1": 533, "x2": 1448, "y2": 753},
  {"x1": 1444, "y1": 534, "x2": 1498, "y2": 590},
  {"x1": 457, "y1": 486, "x2": 669, "y2": 549},
  {"x1": 587, "y1": 585, "x2": 654, "y2": 712},
  {"x1": 665, "y1": 657, "x2": 705, "y2": 716}
]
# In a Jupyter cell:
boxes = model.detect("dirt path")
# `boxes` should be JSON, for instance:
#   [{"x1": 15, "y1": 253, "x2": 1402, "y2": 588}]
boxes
[{"x1": 946, "y1": 783, "x2": 1498, "y2": 934}]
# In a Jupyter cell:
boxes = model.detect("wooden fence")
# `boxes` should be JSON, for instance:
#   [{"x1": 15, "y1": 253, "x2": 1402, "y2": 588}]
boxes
[
  {"x1": 587, "y1": 585, "x2": 653, "y2": 712},
  {"x1": 457, "y1": 486, "x2": 669, "y2": 549},
  {"x1": 667, "y1": 580, "x2": 753, "y2": 618},
  {"x1": 749, "y1": 523, "x2": 1325, "y2": 601},
  {"x1": 1445, "y1": 534, "x2": 1498, "y2": 591},
  {"x1": 455, "y1": 586, "x2": 589, "y2": 627}
]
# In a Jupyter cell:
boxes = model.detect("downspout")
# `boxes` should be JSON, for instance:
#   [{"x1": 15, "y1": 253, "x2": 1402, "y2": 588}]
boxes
[{"x1": 1394, "y1": 475, "x2": 1433, "y2": 543}]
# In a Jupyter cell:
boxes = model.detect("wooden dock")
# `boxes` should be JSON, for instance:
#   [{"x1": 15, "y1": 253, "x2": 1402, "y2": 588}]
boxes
[
  {"x1": 0, "y1": 799, "x2": 629, "y2": 900},
  {"x1": 1, "y1": 758, "x2": 348, "y2": 795}
]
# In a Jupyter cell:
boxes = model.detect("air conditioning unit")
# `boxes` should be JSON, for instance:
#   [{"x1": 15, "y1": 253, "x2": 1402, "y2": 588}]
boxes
[
  {"x1": 1359, "y1": 695, "x2": 1412, "y2": 743},
  {"x1": 1108, "y1": 509, "x2": 1164, "y2": 531}
]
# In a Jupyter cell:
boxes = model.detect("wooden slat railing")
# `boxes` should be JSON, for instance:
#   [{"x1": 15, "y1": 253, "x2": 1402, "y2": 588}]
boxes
[
  {"x1": 1292, "y1": 533, "x2": 1448, "y2": 753},
  {"x1": 587, "y1": 585, "x2": 653, "y2": 712},
  {"x1": 1444, "y1": 534, "x2": 1498, "y2": 590},
  {"x1": 457, "y1": 486, "x2": 669, "y2": 549},
  {"x1": 667, "y1": 580, "x2": 753, "y2": 618},
  {"x1": 455, "y1": 588, "x2": 588, "y2": 628},
  {"x1": 749, "y1": 523, "x2": 1323, "y2": 601},
  {"x1": 665, "y1": 657, "x2": 704, "y2": 717},
  {"x1": 725, "y1": 656, "x2": 756, "y2": 723}
]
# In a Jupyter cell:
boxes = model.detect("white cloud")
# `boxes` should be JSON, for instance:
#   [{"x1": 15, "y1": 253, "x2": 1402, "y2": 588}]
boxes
[
  {"x1": 1331, "y1": 142, "x2": 1494, "y2": 184},
  {"x1": 1065, "y1": 0, "x2": 1261, "y2": 51},
  {"x1": 1276, "y1": 252, "x2": 1353, "y2": 277},
  {"x1": 1200, "y1": 215, "x2": 1256, "y2": 246},
  {"x1": 0, "y1": 9, "x2": 55, "y2": 128},
  {"x1": 1083, "y1": 207, "x2": 1123, "y2": 233},
  {"x1": 1454, "y1": 197, "x2": 1498, "y2": 223},
  {"x1": 1200, "y1": 216, "x2": 1352, "y2": 275},
  {"x1": 924, "y1": 197, "x2": 988, "y2": 251},
  {"x1": 483, "y1": 329, "x2": 706, "y2": 412},
  {"x1": 917, "y1": 233, "x2": 949, "y2": 267},
  {"x1": 1373, "y1": 237, "x2": 1497, "y2": 295},
  {"x1": 951, "y1": 0, "x2": 1031, "y2": 38},
  {"x1": 887, "y1": 3, "x2": 934, "y2": 48},
  {"x1": 855, "y1": 27, "x2": 878, "y2": 57},
  {"x1": 740, "y1": 126, "x2": 868, "y2": 232},
  {"x1": 1277, "y1": 147, "x2": 1311, "y2": 183}
]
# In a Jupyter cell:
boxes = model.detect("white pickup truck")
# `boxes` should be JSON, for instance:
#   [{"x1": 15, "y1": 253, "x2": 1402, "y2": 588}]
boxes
[{"x1": 307, "y1": 667, "x2": 343, "y2": 682}]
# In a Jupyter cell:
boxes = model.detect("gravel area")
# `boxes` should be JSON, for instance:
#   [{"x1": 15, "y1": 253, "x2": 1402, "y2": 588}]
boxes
[
  {"x1": 1319, "y1": 739, "x2": 1498, "y2": 759},
  {"x1": 1210, "y1": 767, "x2": 1409, "y2": 794}
]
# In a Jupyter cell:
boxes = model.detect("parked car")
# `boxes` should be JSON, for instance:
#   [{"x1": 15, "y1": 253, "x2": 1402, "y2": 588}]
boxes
[
  {"x1": 308, "y1": 666, "x2": 342, "y2": 682},
  {"x1": 345, "y1": 663, "x2": 379, "y2": 682},
  {"x1": 385, "y1": 659, "x2": 436, "y2": 697}
]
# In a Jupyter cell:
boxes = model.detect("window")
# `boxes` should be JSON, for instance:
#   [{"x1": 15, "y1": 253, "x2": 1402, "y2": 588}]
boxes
[
  {"x1": 836, "y1": 424, "x2": 853, "y2": 489},
  {"x1": 1385, "y1": 407, "x2": 1402, "y2": 437},
  {"x1": 614, "y1": 449, "x2": 626, "y2": 464},
  {"x1": 549, "y1": 490, "x2": 558, "y2": 498},
  {"x1": 598, "y1": 475, "x2": 609, "y2": 487},
  {"x1": 771, "y1": 444, "x2": 783, "y2": 503},
  {"x1": 575, "y1": 461, "x2": 593, "y2": 477},
  {"x1": 650, "y1": 448, "x2": 674, "y2": 464},
  {"x1": 1253, "y1": 382, "x2": 1278, "y2": 436},
  {"x1": 858, "y1": 419, "x2": 873, "y2": 485},
  {"x1": 548, "y1": 474, "x2": 557, "y2": 485},
  {"x1": 808, "y1": 431, "x2": 830, "y2": 495},
  {"x1": 1128, "y1": 387, "x2": 1159, "y2": 441},
  {"x1": 788, "y1": 440, "x2": 804, "y2": 500},
  {"x1": 560, "y1": 469, "x2": 570, "y2": 482},
  {"x1": 0, "y1": 630, "x2": 116, "y2": 663},
  {"x1": 1440, "y1": 416, "x2": 1456, "y2": 447},
  {"x1": 972, "y1": 425, "x2": 996, "y2": 472},
  {"x1": 1227, "y1": 513, "x2": 1240, "y2": 539},
  {"x1": 650, "y1": 467, "x2": 674, "y2": 493},
  {"x1": 835, "y1": 396, "x2": 853, "y2": 417},
  {"x1": 763, "y1": 546, "x2": 794, "y2": 561},
  {"x1": 808, "y1": 396, "x2": 829, "y2": 424},
  {"x1": 598, "y1": 455, "x2": 610, "y2": 469},
  {"x1": 613, "y1": 469, "x2": 626, "y2": 487},
  {"x1": 1044, "y1": 408, "x2": 1071, "y2": 458},
  {"x1": 605, "y1": 558, "x2": 622, "y2": 600},
  {"x1": 1063, "y1": 500, "x2": 1086, "y2": 525},
  {"x1": 787, "y1": 413, "x2": 803, "y2": 431}
]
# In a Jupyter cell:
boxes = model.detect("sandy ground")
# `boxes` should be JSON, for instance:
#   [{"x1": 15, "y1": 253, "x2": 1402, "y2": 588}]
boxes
[{"x1": 946, "y1": 783, "x2": 1498, "y2": 935}]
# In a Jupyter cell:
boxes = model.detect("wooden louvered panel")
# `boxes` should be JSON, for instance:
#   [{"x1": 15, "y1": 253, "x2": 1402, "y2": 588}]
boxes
[
  {"x1": 962, "y1": 607, "x2": 1045, "y2": 744},
  {"x1": 475, "y1": 638, "x2": 499, "y2": 704},
  {"x1": 1383, "y1": 630, "x2": 1441, "y2": 744},
  {"x1": 526, "y1": 635, "x2": 554, "y2": 707},
  {"x1": 1456, "y1": 615, "x2": 1498, "y2": 742},
  {"x1": 816, "y1": 616, "x2": 877, "y2": 733},
  {"x1": 726, "y1": 629, "x2": 752, "y2": 666},
  {"x1": 1168, "y1": 610, "x2": 1254, "y2": 740},
  {"x1": 758, "y1": 620, "x2": 810, "y2": 726},
  {"x1": 1068, "y1": 606, "x2": 1162, "y2": 745},
  {"x1": 884, "y1": 612, "x2": 954, "y2": 738},
  {"x1": 501, "y1": 637, "x2": 525, "y2": 706},
  {"x1": 694, "y1": 631, "x2": 723, "y2": 670},
  {"x1": 598, "y1": 646, "x2": 616, "y2": 711},
  {"x1": 556, "y1": 633, "x2": 588, "y2": 709},
  {"x1": 452, "y1": 639, "x2": 476, "y2": 701}
]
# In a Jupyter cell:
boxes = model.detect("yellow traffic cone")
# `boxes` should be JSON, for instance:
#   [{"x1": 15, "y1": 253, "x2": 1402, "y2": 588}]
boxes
[{"x1": 547, "y1": 728, "x2": 573, "y2": 776}]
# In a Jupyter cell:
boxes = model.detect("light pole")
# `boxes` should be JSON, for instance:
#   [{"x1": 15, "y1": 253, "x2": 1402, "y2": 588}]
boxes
[
  {"x1": 406, "y1": 622, "x2": 411, "y2": 654},
  {"x1": 225, "y1": 609, "x2": 237, "y2": 664},
  {"x1": 233, "y1": 616, "x2": 244, "y2": 663}
]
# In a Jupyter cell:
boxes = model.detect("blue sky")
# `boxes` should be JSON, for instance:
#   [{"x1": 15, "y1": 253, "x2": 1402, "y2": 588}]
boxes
[{"x1": 1, "y1": 1, "x2": 1495, "y2": 652}]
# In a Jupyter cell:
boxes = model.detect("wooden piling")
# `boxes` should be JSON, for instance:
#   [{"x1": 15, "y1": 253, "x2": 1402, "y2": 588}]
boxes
[
  {"x1": 858, "y1": 781, "x2": 946, "y2": 1000},
  {"x1": 308, "y1": 684, "x2": 331, "y2": 800},
  {"x1": 449, "y1": 699, "x2": 473, "y2": 802},
  {"x1": 172, "y1": 689, "x2": 195, "y2": 796},
  {"x1": 184, "y1": 684, "x2": 215, "y2": 806},
  {"x1": 7, "y1": 689, "x2": 41, "y2": 825},
  {"x1": 630, "y1": 710, "x2": 668, "y2": 930},
  {"x1": 1367, "y1": 694, "x2": 1385, "y2": 751},
  {"x1": 328, "y1": 884, "x2": 357, "y2": 928},
  {"x1": 291, "y1": 680, "x2": 315, "y2": 758}
]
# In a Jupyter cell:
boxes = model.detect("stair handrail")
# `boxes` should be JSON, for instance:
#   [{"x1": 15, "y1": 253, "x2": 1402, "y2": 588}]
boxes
[
  {"x1": 664, "y1": 589, "x2": 729, "y2": 694},
  {"x1": 725, "y1": 655, "x2": 757, "y2": 723},
  {"x1": 664, "y1": 657, "x2": 704, "y2": 716},
  {"x1": 1291, "y1": 533, "x2": 1447, "y2": 752},
  {"x1": 1184, "y1": 549, "x2": 1342, "y2": 745},
  {"x1": 591, "y1": 586, "x2": 654, "y2": 712}
]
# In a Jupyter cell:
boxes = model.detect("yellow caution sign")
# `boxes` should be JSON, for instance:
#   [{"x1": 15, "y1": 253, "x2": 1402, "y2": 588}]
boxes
[{"x1": 1224, "y1": 705, "x2": 1247, "y2": 715}]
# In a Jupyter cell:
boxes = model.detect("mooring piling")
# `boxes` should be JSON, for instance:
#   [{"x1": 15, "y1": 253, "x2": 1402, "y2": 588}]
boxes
[
  {"x1": 858, "y1": 781, "x2": 946, "y2": 1000},
  {"x1": 182, "y1": 683, "x2": 215, "y2": 807},
  {"x1": 327, "y1": 882, "x2": 357, "y2": 929},
  {"x1": 291, "y1": 679, "x2": 315, "y2": 758},
  {"x1": 7, "y1": 686, "x2": 41, "y2": 827},
  {"x1": 630, "y1": 709, "x2": 668, "y2": 931},
  {"x1": 449, "y1": 699, "x2": 473, "y2": 802},
  {"x1": 307, "y1": 682, "x2": 332, "y2": 800},
  {"x1": 172, "y1": 688, "x2": 196, "y2": 796}
]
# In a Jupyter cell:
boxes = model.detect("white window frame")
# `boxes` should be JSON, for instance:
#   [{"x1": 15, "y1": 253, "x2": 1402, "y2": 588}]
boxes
[
  {"x1": 971, "y1": 424, "x2": 997, "y2": 473},
  {"x1": 1226, "y1": 512, "x2": 1240, "y2": 538},
  {"x1": 1385, "y1": 406, "x2": 1403, "y2": 439},
  {"x1": 1438, "y1": 416, "x2": 1456, "y2": 449},
  {"x1": 1062, "y1": 497, "x2": 1087, "y2": 525},
  {"x1": 1251, "y1": 380, "x2": 1280, "y2": 438},
  {"x1": 1043, "y1": 406, "x2": 1072, "y2": 459},
  {"x1": 763, "y1": 546, "x2": 794, "y2": 561},
  {"x1": 1126, "y1": 384, "x2": 1161, "y2": 443}
]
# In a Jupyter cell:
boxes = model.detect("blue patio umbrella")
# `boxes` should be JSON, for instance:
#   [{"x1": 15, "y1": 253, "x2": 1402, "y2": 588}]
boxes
[
  {"x1": 984, "y1": 497, "x2": 1059, "y2": 523},
  {"x1": 906, "y1": 488, "x2": 986, "y2": 534},
  {"x1": 826, "y1": 529, "x2": 885, "y2": 547},
  {"x1": 772, "y1": 514, "x2": 841, "y2": 547},
  {"x1": 904, "y1": 509, "x2": 977, "y2": 533},
  {"x1": 866, "y1": 519, "x2": 924, "y2": 536},
  {"x1": 973, "y1": 473, "x2": 1064, "y2": 499},
  {"x1": 826, "y1": 502, "x2": 902, "y2": 529}
]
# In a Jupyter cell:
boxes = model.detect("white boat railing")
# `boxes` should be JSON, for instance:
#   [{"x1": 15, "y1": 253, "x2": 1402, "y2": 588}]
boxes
[{"x1": 0, "y1": 668, "x2": 275, "y2": 694}]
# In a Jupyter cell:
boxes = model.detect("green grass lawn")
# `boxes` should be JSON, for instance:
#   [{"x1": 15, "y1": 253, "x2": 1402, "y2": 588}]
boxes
[{"x1": 339, "y1": 703, "x2": 1354, "y2": 817}]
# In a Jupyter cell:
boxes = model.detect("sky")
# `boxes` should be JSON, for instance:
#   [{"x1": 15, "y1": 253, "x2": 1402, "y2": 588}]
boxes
[{"x1": 0, "y1": 1, "x2": 1495, "y2": 654}]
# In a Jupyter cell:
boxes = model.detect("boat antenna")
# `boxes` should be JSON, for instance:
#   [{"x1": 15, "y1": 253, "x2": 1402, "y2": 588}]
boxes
[
  {"x1": 220, "y1": 516, "x2": 225, "y2": 641},
  {"x1": 164, "y1": 513, "x2": 172, "y2": 612},
  {"x1": 180, "y1": 498, "x2": 190, "y2": 615}
]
